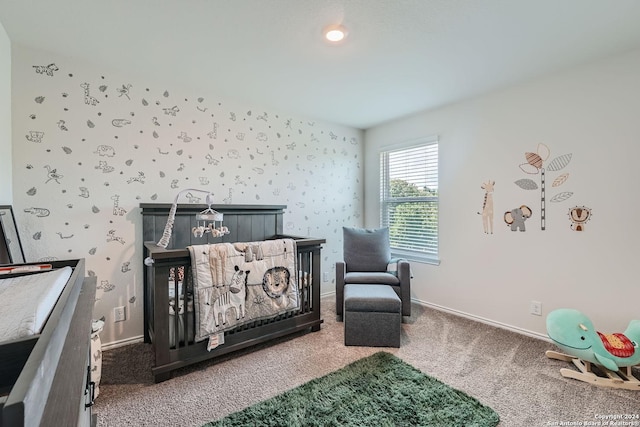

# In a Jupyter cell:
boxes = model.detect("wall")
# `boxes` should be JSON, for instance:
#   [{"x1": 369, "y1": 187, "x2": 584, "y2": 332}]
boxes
[
  {"x1": 11, "y1": 45, "x2": 363, "y2": 346},
  {"x1": 365, "y1": 48, "x2": 640, "y2": 337},
  {"x1": 0, "y1": 22, "x2": 10, "y2": 203}
]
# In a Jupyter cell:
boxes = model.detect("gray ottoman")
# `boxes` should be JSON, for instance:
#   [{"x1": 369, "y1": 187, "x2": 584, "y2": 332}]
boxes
[{"x1": 343, "y1": 284, "x2": 401, "y2": 347}]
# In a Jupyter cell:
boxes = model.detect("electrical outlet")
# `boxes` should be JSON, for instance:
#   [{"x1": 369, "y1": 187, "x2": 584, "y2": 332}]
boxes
[
  {"x1": 530, "y1": 300, "x2": 542, "y2": 316},
  {"x1": 114, "y1": 306, "x2": 126, "y2": 322},
  {"x1": 323, "y1": 272, "x2": 329, "y2": 282}
]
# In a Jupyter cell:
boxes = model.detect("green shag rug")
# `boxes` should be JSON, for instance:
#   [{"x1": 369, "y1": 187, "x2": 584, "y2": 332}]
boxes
[{"x1": 203, "y1": 352, "x2": 500, "y2": 427}]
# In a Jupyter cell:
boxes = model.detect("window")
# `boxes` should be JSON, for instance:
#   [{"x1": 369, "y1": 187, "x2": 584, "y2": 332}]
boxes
[{"x1": 380, "y1": 137, "x2": 439, "y2": 264}]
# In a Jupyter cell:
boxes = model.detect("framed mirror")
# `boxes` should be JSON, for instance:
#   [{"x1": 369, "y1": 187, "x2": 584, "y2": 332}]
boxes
[{"x1": 0, "y1": 205, "x2": 26, "y2": 264}]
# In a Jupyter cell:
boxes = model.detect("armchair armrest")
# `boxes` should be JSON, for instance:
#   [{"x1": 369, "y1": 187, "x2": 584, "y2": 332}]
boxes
[
  {"x1": 397, "y1": 260, "x2": 411, "y2": 316},
  {"x1": 335, "y1": 261, "x2": 346, "y2": 317}
]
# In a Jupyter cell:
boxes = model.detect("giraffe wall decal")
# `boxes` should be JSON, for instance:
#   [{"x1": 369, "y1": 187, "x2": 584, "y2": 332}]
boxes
[
  {"x1": 111, "y1": 195, "x2": 127, "y2": 216},
  {"x1": 80, "y1": 82, "x2": 99, "y2": 106},
  {"x1": 478, "y1": 180, "x2": 495, "y2": 234}
]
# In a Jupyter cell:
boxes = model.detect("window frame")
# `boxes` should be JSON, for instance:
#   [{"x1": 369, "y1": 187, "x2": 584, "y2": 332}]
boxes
[{"x1": 380, "y1": 136, "x2": 440, "y2": 265}]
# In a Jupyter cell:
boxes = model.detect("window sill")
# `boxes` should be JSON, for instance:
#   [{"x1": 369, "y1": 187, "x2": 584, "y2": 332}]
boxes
[{"x1": 390, "y1": 252, "x2": 440, "y2": 266}]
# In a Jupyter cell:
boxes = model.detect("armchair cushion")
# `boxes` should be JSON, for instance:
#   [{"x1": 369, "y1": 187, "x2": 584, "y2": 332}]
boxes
[
  {"x1": 344, "y1": 272, "x2": 400, "y2": 285},
  {"x1": 343, "y1": 227, "x2": 390, "y2": 272}
]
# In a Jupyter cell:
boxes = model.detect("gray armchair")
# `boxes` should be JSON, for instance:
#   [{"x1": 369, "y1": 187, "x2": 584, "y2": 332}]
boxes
[{"x1": 336, "y1": 227, "x2": 411, "y2": 319}]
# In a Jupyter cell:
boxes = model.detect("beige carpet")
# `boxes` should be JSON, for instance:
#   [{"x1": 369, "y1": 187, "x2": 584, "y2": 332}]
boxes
[{"x1": 93, "y1": 296, "x2": 639, "y2": 426}]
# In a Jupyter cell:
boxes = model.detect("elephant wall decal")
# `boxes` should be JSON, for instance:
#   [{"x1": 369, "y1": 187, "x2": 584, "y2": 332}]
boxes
[{"x1": 504, "y1": 205, "x2": 532, "y2": 232}]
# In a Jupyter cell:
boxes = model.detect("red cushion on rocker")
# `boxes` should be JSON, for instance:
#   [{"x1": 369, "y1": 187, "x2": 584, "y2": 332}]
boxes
[{"x1": 597, "y1": 332, "x2": 635, "y2": 358}]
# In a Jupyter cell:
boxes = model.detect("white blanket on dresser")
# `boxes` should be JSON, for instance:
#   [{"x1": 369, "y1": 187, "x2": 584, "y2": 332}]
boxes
[
  {"x1": 188, "y1": 239, "x2": 299, "y2": 342},
  {"x1": 0, "y1": 267, "x2": 72, "y2": 343}
]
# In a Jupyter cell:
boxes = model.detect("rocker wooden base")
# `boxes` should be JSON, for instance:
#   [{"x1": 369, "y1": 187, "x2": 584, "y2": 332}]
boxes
[{"x1": 546, "y1": 350, "x2": 640, "y2": 390}]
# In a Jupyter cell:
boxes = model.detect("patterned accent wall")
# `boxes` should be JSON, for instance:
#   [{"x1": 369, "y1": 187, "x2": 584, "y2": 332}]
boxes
[{"x1": 11, "y1": 48, "x2": 363, "y2": 345}]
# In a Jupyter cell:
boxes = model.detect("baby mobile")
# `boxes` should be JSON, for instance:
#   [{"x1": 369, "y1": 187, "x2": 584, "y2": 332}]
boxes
[{"x1": 514, "y1": 143, "x2": 574, "y2": 230}]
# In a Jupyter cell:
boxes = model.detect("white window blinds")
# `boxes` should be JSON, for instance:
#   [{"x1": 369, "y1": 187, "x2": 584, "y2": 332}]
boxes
[{"x1": 380, "y1": 137, "x2": 439, "y2": 264}]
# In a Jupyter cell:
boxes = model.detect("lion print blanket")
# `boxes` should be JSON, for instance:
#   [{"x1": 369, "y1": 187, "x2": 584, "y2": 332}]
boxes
[{"x1": 188, "y1": 238, "x2": 299, "y2": 341}]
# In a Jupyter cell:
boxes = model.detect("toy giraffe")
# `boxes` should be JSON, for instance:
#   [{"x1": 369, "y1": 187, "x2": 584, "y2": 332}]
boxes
[{"x1": 478, "y1": 180, "x2": 495, "y2": 234}]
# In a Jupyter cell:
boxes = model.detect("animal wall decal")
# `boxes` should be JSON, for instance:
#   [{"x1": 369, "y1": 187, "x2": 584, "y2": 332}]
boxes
[
  {"x1": 26, "y1": 131, "x2": 44, "y2": 143},
  {"x1": 96, "y1": 161, "x2": 115, "y2": 173},
  {"x1": 477, "y1": 180, "x2": 495, "y2": 234},
  {"x1": 126, "y1": 172, "x2": 146, "y2": 184},
  {"x1": 177, "y1": 132, "x2": 192, "y2": 142},
  {"x1": 117, "y1": 84, "x2": 132, "y2": 99},
  {"x1": 208, "y1": 122, "x2": 218, "y2": 139},
  {"x1": 80, "y1": 82, "x2": 100, "y2": 106},
  {"x1": 97, "y1": 280, "x2": 115, "y2": 292},
  {"x1": 32, "y1": 63, "x2": 59, "y2": 76},
  {"x1": 504, "y1": 205, "x2": 532, "y2": 232},
  {"x1": 205, "y1": 154, "x2": 219, "y2": 165},
  {"x1": 95, "y1": 145, "x2": 116, "y2": 157},
  {"x1": 44, "y1": 165, "x2": 63, "y2": 184},
  {"x1": 111, "y1": 195, "x2": 127, "y2": 216},
  {"x1": 18, "y1": 58, "x2": 361, "y2": 341},
  {"x1": 24, "y1": 207, "x2": 50, "y2": 217},
  {"x1": 568, "y1": 206, "x2": 592, "y2": 231},
  {"x1": 223, "y1": 188, "x2": 234, "y2": 204},
  {"x1": 163, "y1": 106, "x2": 179, "y2": 116},
  {"x1": 106, "y1": 230, "x2": 125, "y2": 245},
  {"x1": 515, "y1": 143, "x2": 573, "y2": 230},
  {"x1": 111, "y1": 119, "x2": 132, "y2": 127}
]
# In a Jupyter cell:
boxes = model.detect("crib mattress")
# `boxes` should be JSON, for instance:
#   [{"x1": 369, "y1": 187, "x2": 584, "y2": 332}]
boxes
[{"x1": 0, "y1": 266, "x2": 73, "y2": 343}]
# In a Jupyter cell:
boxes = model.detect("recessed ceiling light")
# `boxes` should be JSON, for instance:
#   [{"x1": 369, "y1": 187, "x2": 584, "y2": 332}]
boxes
[{"x1": 323, "y1": 24, "x2": 348, "y2": 43}]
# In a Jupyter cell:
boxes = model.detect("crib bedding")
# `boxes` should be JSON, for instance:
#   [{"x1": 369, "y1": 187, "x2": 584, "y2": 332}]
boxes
[
  {"x1": 165, "y1": 267, "x2": 310, "y2": 347},
  {"x1": 0, "y1": 266, "x2": 73, "y2": 343},
  {"x1": 189, "y1": 238, "x2": 299, "y2": 341}
]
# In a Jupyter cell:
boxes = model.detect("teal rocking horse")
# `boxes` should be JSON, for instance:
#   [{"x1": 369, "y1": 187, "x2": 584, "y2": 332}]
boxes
[{"x1": 546, "y1": 308, "x2": 640, "y2": 390}]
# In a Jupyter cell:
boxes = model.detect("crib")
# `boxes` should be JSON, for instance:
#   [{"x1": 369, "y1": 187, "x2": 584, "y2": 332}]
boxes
[{"x1": 141, "y1": 204, "x2": 325, "y2": 383}]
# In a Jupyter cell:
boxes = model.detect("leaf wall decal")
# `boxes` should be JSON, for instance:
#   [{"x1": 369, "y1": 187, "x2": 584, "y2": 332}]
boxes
[
  {"x1": 537, "y1": 143, "x2": 551, "y2": 161},
  {"x1": 525, "y1": 152, "x2": 543, "y2": 169},
  {"x1": 552, "y1": 173, "x2": 569, "y2": 187},
  {"x1": 550, "y1": 191, "x2": 573, "y2": 202},
  {"x1": 519, "y1": 163, "x2": 539, "y2": 174},
  {"x1": 515, "y1": 178, "x2": 538, "y2": 190},
  {"x1": 546, "y1": 153, "x2": 572, "y2": 171}
]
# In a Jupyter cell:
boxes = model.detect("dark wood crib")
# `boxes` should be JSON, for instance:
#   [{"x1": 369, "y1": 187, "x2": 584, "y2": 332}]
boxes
[{"x1": 141, "y1": 204, "x2": 325, "y2": 383}]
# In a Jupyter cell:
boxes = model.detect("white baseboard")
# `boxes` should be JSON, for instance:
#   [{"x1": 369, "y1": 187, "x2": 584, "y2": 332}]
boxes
[
  {"x1": 412, "y1": 298, "x2": 551, "y2": 342},
  {"x1": 100, "y1": 295, "x2": 549, "y2": 349},
  {"x1": 320, "y1": 291, "x2": 336, "y2": 299},
  {"x1": 101, "y1": 335, "x2": 144, "y2": 351},
  {"x1": 322, "y1": 291, "x2": 549, "y2": 342}
]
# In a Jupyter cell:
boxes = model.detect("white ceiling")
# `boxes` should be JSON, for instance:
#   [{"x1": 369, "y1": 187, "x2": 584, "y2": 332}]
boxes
[{"x1": 2, "y1": 0, "x2": 640, "y2": 129}]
